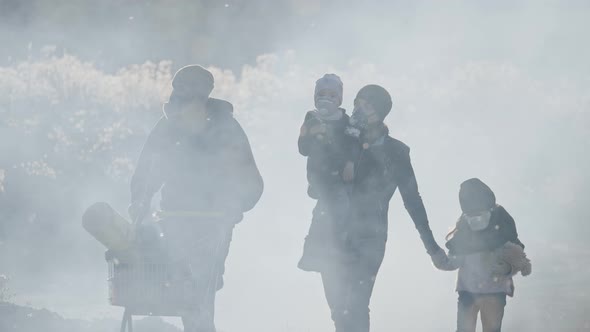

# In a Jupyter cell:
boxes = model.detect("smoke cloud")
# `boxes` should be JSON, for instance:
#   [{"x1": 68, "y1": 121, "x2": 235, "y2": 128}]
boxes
[{"x1": 0, "y1": 1, "x2": 589, "y2": 331}]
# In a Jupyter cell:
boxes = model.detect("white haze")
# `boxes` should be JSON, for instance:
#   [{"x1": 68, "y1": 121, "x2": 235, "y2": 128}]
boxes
[{"x1": 0, "y1": 1, "x2": 589, "y2": 331}]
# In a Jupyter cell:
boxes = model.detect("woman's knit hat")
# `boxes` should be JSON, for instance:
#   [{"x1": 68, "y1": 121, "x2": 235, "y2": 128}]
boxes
[{"x1": 355, "y1": 84, "x2": 392, "y2": 120}]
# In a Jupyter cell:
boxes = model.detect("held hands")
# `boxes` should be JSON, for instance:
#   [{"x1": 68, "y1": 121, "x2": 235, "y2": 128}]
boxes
[
  {"x1": 430, "y1": 246, "x2": 463, "y2": 271},
  {"x1": 430, "y1": 247, "x2": 450, "y2": 270}
]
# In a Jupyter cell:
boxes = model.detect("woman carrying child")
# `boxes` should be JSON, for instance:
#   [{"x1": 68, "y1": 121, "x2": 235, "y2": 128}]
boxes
[{"x1": 299, "y1": 82, "x2": 443, "y2": 332}]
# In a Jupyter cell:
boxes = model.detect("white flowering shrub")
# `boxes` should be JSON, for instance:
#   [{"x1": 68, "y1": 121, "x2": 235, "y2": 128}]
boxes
[
  {"x1": 0, "y1": 274, "x2": 13, "y2": 302},
  {"x1": 0, "y1": 55, "x2": 172, "y2": 181}
]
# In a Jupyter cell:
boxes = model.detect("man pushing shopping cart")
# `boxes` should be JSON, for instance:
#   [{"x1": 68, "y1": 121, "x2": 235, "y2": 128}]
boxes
[{"x1": 85, "y1": 64, "x2": 263, "y2": 332}]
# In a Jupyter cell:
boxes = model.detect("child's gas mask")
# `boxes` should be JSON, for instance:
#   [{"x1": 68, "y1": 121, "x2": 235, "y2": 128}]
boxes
[
  {"x1": 464, "y1": 209, "x2": 492, "y2": 231},
  {"x1": 315, "y1": 89, "x2": 341, "y2": 118},
  {"x1": 316, "y1": 99, "x2": 337, "y2": 116}
]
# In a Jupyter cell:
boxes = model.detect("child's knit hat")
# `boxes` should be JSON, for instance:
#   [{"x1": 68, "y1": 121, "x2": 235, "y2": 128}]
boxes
[{"x1": 314, "y1": 74, "x2": 343, "y2": 106}]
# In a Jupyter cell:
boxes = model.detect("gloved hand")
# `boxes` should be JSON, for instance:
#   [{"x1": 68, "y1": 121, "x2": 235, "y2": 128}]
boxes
[
  {"x1": 430, "y1": 247, "x2": 449, "y2": 270},
  {"x1": 308, "y1": 123, "x2": 327, "y2": 136},
  {"x1": 491, "y1": 260, "x2": 512, "y2": 276},
  {"x1": 307, "y1": 184, "x2": 319, "y2": 200},
  {"x1": 421, "y1": 232, "x2": 443, "y2": 256},
  {"x1": 521, "y1": 259, "x2": 532, "y2": 276},
  {"x1": 128, "y1": 201, "x2": 149, "y2": 223},
  {"x1": 500, "y1": 242, "x2": 532, "y2": 277}
]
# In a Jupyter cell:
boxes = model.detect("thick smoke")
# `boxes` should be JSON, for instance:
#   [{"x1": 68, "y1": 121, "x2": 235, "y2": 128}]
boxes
[{"x1": 1, "y1": 1, "x2": 589, "y2": 331}]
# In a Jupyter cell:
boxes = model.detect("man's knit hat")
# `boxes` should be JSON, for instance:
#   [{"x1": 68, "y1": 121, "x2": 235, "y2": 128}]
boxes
[{"x1": 169, "y1": 65, "x2": 214, "y2": 103}]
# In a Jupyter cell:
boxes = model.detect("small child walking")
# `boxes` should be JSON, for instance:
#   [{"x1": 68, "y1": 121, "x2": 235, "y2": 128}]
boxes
[{"x1": 432, "y1": 178, "x2": 532, "y2": 332}]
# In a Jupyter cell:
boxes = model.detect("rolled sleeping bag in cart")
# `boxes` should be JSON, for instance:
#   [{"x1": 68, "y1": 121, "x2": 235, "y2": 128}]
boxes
[{"x1": 82, "y1": 202, "x2": 135, "y2": 252}]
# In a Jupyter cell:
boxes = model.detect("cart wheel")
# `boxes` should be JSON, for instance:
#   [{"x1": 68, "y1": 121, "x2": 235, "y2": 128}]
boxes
[{"x1": 120, "y1": 308, "x2": 133, "y2": 332}]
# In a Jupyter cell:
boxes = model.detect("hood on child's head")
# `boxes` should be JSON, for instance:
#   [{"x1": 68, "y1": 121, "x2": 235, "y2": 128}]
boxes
[{"x1": 459, "y1": 178, "x2": 496, "y2": 215}]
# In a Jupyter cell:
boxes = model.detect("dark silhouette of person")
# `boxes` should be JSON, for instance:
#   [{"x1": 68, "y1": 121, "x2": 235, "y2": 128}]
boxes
[
  {"x1": 129, "y1": 65, "x2": 263, "y2": 332},
  {"x1": 302, "y1": 84, "x2": 442, "y2": 332}
]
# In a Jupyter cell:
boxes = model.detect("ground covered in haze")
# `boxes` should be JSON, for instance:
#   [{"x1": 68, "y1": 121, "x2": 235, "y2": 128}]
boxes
[{"x1": 0, "y1": 302, "x2": 182, "y2": 332}]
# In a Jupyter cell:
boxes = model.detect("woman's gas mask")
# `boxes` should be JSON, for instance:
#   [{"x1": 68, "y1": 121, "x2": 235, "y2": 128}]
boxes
[
  {"x1": 349, "y1": 107, "x2": 370, "y2": 129},
  {"x1": 346, "y1": 104, "x2": 374, "y2": 138},
  {"x1": 464, "y1": 209, "x2": 492, "y2": 231}
]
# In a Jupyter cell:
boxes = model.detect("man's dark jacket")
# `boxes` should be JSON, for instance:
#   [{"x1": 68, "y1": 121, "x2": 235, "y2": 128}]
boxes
[{"x1": 130, "y1": 98, "x2": 263, "y2": 220}]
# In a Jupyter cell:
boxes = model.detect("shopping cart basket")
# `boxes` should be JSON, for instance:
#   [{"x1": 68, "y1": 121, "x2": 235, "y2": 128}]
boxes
[
  {"x1": 106, "y1": 213, "x2": 231, "y2": 332},
  {"x1": 106, "y1": 248, "x2": 199, "y2": 332}
]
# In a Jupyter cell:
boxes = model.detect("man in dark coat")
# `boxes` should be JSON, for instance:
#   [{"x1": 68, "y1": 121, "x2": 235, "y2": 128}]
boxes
[
  {"x1": 317, "y1": 85, "x2": 442, "y2": 332},
  {"x1": 129, "y1": 65, "x2": 263, "y2": 332}
]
